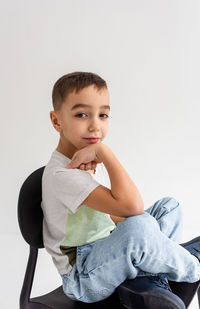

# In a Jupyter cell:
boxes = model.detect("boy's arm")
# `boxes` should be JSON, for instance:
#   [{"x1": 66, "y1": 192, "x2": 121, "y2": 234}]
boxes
[
  {"x1": 96, "y1": 143, "x2": 144, "y2": 215},
  {"x1": 67, "y1": 143, "x2": 144, "y2": 217}
]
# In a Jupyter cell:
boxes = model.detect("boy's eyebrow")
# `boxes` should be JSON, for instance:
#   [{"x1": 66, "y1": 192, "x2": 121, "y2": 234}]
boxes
[{"x1": 71, "y1": 103, "x2": 110, "y2": 111}]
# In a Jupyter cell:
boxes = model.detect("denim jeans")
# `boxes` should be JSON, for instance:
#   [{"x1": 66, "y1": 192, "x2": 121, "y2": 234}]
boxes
[{"x1": 61, "y1": 197, "x2": 200, "y2": 303}]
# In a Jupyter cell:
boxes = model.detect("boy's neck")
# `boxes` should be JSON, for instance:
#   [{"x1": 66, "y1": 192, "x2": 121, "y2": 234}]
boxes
[
  {"x1": 56, "y1": 146, "x2": 72, "y2": 159},
  {"x1": 56, "y1": 138, "x2": 76, "y2": 159}
]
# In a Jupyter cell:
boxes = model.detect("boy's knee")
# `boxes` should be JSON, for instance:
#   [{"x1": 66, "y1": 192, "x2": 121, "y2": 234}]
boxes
[
  {"x1": 118, "y1": 213, "x2": 160, "y2": 253},
  {"x1": 121, "y1": 212, "x2": 160, "y2": 238}
]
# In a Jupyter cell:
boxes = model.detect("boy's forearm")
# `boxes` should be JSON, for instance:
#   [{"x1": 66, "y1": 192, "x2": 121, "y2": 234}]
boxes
[{"x1": 97, "y1": 143, "x2": 144, "y2": 215}]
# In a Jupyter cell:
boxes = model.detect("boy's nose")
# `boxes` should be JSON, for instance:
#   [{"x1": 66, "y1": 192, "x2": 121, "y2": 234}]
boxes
[{"x1": 88, "y1": 119, "x2": 101, "y2": 131}]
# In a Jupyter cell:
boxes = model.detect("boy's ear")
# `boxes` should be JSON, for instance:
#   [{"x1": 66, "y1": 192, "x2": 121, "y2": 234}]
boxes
[{"x1": 50, "y1": 111, "x2": 62, "y2": 133}]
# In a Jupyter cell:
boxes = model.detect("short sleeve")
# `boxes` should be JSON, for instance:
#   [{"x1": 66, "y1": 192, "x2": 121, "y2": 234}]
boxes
[{"x1": 52, "y1": 167, "x2": 101, "y2": 214}]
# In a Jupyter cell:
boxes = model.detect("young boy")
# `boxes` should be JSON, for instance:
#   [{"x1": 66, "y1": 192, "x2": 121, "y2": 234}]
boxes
[{"x1": 41, "y1": 71, "x2": 200, "y2": 309}]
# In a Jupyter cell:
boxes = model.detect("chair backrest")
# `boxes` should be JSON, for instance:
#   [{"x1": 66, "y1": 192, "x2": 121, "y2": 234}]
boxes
[{"x1": 18, "y1": 166, "x2": 46, "y2": 248}]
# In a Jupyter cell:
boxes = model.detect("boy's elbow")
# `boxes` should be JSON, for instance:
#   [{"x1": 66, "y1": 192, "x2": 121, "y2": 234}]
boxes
[
  {"x1": 130, "y1": 203, "x2": 144, "y2": 216},
  {"x1": 118, "y1": 199, "x2": 144, "y2": 217}
]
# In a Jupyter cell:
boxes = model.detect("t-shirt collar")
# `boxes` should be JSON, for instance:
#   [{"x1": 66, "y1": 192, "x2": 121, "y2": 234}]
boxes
[{"x1": 53, "y1": 149, "x2": 71, "y2": 165}]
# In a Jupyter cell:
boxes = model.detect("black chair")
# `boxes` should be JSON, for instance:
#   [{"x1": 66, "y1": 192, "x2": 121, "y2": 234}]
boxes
[{"x1": 18, "y1": 167, "x2": 200, "y2": 309}]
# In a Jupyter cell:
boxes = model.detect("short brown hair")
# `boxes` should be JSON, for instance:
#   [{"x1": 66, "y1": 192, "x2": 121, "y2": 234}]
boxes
[{"x1": 52, "y1": 71, "x2": 108, "y2": 111}]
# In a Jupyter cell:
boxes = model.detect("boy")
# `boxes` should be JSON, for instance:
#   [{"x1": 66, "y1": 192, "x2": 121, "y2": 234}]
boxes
[{"x1": 41, "y1": 71, "x2": 200, "y2": 309}]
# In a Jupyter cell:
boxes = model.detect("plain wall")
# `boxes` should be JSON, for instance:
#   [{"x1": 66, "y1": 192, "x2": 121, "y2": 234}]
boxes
[{"x1": 1, "y1": 0, "x2": 199, "y2": 308}]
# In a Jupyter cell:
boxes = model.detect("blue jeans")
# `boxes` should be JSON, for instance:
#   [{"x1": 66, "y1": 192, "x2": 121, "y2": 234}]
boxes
[{"x1": 61, "y1": 197, "x2": 200, "y2": 303}]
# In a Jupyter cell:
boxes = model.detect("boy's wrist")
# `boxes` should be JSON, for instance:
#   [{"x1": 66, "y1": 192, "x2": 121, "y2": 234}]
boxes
[{"x1": 96, "y1": 143, "x2": 109, "y2": 161}]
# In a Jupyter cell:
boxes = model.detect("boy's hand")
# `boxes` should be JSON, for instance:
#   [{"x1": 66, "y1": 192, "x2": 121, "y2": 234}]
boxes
[
  {"x1": 78, "y1": 161, "x2": 98, "y2": 172},
  {"x1": 65, "y1": 144, "x2": 102, "y2": 171}
]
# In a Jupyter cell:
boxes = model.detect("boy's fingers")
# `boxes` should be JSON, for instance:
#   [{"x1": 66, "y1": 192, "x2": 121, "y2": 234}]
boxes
[
  {"x1": 66, "y1": 157, "x2": 86, "y2": 169},
  {"x1": 91, "y1": 162, "x2": 96, "y2": 170},
  {"x1": 66, "y1": 161, "x2": 96, "y2": 170},
  {"x1": 66, "y1": 160, "x2": 78, "y2": 169},
  {"x1": 85, "y1": 163, "x2": 92, "y2": 170},
  {"x1": 80, "y1": 164, "x2": 86, "y2": 170},
  {"x1": 93, "y1": 161, "x2": 97, "y2": 167}
]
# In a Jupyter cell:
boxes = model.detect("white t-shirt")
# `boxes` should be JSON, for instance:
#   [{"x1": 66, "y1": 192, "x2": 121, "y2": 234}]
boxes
[{"x1": 41, "y1": 149, "x2": 116, "y2": 276}]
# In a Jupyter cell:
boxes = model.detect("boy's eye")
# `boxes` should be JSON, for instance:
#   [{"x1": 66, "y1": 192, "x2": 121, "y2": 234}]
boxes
[
  {"x1": 75, "y1": 113, "x2": 109, "y2": 118},
  {"x1": 75, "y1": 113, "x2": 87, "y2": 118},
  {"x1": 101, "y1": 114, "x2": 109, "y2": 118}
]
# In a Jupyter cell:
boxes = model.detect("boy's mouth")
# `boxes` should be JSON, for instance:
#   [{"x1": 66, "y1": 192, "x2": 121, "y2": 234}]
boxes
[{"x1": 84, "y1": 138, "x2": 100, "y2": 143}]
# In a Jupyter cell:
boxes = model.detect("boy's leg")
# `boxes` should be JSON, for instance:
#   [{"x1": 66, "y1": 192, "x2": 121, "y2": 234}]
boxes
[
  {"x1": 145, "y1": 196, "x2": 183, "y2": 243},
  {"x1": 144, "y1": 197, "x2": 200, "y2": 307},
  {"x1": 61, "y1": 208, "x2": 200, "y2": 303}
]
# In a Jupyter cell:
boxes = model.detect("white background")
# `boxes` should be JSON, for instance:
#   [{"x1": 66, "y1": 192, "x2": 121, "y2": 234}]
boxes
[{"x1": 1, "y1": 0, "x2": 200, "y2": 308}]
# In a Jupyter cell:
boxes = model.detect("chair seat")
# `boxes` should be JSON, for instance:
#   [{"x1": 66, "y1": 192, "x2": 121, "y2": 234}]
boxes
[{"x1": 31, "y1": 285, "x2": 122, "y2": 309}]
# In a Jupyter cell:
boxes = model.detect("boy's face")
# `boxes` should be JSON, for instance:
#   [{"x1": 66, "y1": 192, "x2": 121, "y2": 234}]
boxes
[{"x1": 50, "y1": 85, "x2": 110, "y2": 159}]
